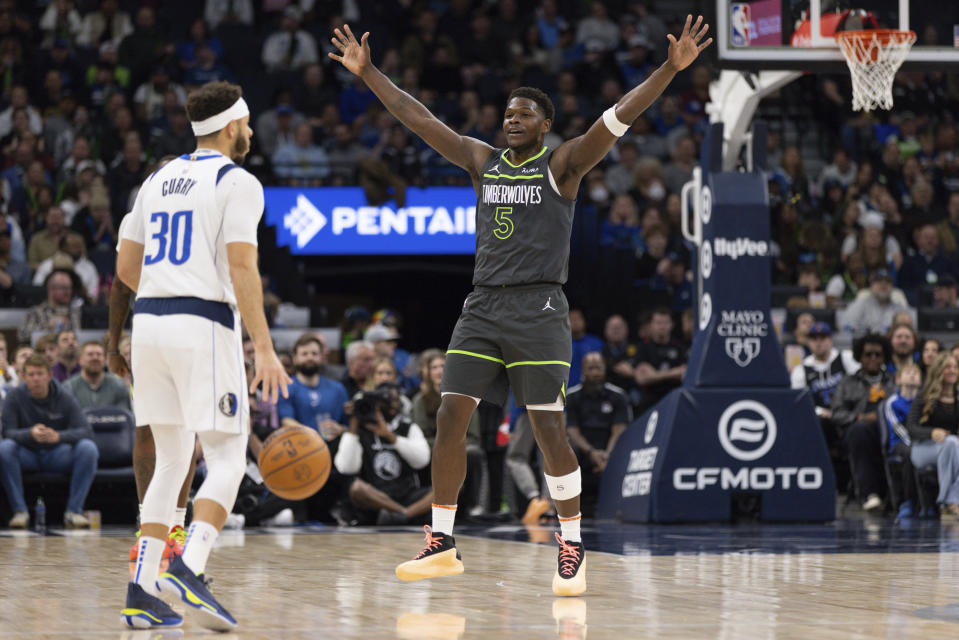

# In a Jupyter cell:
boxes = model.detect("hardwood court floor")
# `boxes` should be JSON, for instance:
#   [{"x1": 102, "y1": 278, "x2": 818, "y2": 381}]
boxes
[{"x1": 3, "y1": 521, "x2": 959, "y2": 639}]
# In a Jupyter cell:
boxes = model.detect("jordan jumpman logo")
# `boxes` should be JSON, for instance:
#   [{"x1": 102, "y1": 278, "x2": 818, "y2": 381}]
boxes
[{"x1": 542, "y1": 297, "x2": 556, "y2": 311}]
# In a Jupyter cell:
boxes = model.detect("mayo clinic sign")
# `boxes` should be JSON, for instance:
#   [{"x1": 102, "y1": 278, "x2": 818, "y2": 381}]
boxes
[{"x1": 263, "y1": 187, "x2": 477, "y2": 255}]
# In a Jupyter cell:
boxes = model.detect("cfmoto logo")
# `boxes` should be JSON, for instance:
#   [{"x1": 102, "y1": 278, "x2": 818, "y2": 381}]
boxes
[
  {"x1": 644, "y1": 411, "x2": 659, "y2": 444},
  {"x1": 718, "y1": 400, "x2": 777, "y2": 461}
]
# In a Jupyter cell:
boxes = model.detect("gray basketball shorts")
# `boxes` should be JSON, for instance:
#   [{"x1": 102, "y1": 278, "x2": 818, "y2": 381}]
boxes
[{"x1": 441, "y1": 284, "x2": 572, "y2": 407}]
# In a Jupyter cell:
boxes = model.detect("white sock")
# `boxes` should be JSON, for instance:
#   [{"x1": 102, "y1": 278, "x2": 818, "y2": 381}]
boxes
[
  {"x1": 133, "y1": 536, "x2": 165, "y2": 596},
  {"x1": 559, "y1": 513, "x2": 582, "y2": 543},
  {"x1": 181, "y1": 521, "x2": 219, "y2": 575},
  {"x1": 173, "y1": 508, "x2": 186, "y2": 530},
  {"x1": 431, "y1": 504, "x2": 457, "y2": 536}
]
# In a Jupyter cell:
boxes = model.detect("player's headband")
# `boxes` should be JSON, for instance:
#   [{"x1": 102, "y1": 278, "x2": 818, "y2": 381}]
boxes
[{"x1": 190, "y1": 97, "x2": 249, "y2": 137}]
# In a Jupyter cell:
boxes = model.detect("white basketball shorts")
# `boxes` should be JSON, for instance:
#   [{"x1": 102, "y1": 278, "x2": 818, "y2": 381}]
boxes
[{"x1": 131, "y1": 297, "x2": 249, "y2": 434}]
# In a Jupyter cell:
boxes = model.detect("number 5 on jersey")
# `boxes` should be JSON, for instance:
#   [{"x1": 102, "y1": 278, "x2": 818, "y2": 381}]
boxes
[
  {"x1": 145, "y1": 210, "x2": 193, "y2": 265},
  {"x1": 494, "y1": 206, "x2": 514, "y2": 240}
]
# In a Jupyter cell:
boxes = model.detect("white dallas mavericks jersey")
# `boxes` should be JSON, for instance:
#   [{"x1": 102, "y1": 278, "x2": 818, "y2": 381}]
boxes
[{"x1": 120, "y1": 149, "x2": 264, "y2": 303}]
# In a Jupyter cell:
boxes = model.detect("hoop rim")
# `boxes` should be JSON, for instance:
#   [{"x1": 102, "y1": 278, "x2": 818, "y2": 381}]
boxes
[{"x1": 835, "y1": 28, "x2": 917, "y2": 46}]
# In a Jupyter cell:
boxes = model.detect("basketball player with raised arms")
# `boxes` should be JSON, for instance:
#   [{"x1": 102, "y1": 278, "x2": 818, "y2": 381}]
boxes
[
  {"x1": 331, "y1": 17, "x2": 711, "y2": 595},
  {"x1": 116, "y1": 81, "x2": 290, "y2": 630}
]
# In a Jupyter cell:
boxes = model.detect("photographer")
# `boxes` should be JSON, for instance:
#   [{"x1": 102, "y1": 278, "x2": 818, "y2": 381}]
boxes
[{"x1": 334, "y1": 382, "x2": 432, "y2": 526}]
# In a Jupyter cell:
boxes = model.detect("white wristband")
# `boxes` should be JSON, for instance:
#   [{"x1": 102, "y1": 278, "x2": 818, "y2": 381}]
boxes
[{"x1": 602, "y1": 106, "x2": 630, "y2": 137}]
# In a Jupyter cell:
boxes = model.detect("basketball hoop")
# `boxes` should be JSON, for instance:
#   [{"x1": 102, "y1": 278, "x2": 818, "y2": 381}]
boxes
[{"x1": 836, "y1": 29, "x2": 916, "y2": 112}]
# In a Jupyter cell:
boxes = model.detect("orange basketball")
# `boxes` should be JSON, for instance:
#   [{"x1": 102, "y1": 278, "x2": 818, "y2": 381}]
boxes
[{"x1": 258, "y1": 425, "x2": 331, "y2": 500}]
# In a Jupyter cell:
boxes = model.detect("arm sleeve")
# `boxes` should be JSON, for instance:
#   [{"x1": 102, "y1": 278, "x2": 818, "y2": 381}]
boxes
[
  {"x1": 220, "y1": 170, "x2": 263, "y2": 246},
  {"x1": 906, "y1": 396, "x2": 934, "y2": 442},
  {"x1": 333, "y1": 431, "x2": 362, "y2": 475},
  {"x1": 394, "y1": 423, "x2": 431, "y2": 470}
]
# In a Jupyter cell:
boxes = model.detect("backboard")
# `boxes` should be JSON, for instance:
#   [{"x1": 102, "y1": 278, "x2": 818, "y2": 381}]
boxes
[{"x1": 715, "y1": 0, "x2": 959, "y2": 71}]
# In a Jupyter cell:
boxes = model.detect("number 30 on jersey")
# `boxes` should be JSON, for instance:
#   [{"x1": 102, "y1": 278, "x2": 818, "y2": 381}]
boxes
[{"x1": 145, "y1": 210, "x2": 193, "y2": 265}]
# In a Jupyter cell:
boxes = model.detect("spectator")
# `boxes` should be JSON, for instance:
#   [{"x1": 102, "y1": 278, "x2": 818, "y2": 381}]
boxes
[
  {"x1": 819, "y1": 148, "x2": 858, "y2": 192},
  {"x1": 364, "y1": 324, "x2": 412, "y2": 393},
  {"x1": 0, "y1": 353, "x2": 97, "y2": 529},
  {"x1": 843, "y1": 269, "x2": 910, "y2": 336},
  {"x1": 18, "y1": 270, "x2": 81, "y2": 345},
  {"x1": 569, "y1": 308, "x2": 604, "y2": 388},
  {"x1": 51, "y1": 329, "x2": 80, "y2": 382},
  {"x1": 907, "y1": 352, "x2": 959, "y2": 520},
  {"x1": 326, "y1": 123, "x2": 367, "y2": 184},
  {"x1": 410, "y1": 351, "x2": 484, "y2": 514},
  {"x1": 576, "y1": 1, "x2": 619, "y2": 51},
  {"x1": 255, "y1": 101, "x2": 303, "y2": 158},
  {"x1": 935, "y1": 191, "x2": 959, "y2": 262},
  {"x1": 261, "y1": 7, "x2": 318, "y2": 74},
  {"x1": 663, "y1": 136, "x2": 696, "y2": 196},
  {"x1": 272, "y1": 122, "x2": 331, "y2": 185},
  {"x1": 830, "y1": 333, "x2": 896, "y2": 511},
  {"x1": 605, "y1": 141, "x2": 640, "y2": 195},
  {"x1": 0, "y1": 334, "x2": 18, "y2": 395},
  {"x1": 117, "y1": 6, "x2": 166, "y2": 83},
  {"x1": 565, "y1": 352, "x2": 630, "y2": 516},
  {"x1": 826, "y1": 250, "x2": 868, "y2": 304},
  {"x1": 175, "y1": 17, "x2": 223, "y2": 72},
  {"x1": 183, "y1": 44, "x2": 233, "y2": 89},
  {"x1": 886, "y1": 323, "x2": 920, "y2": 377},
  {"x1": 35, "y1": 335, "x2": 58, "y2": 367},
  {"x1": 334, "y1": 383, "x2": 432, "y2": 526},
  {"x1": 633, "y1": 307, "x2": 686, "y2": 414},
  {"x1": 11, "y1": 345, "x2": 32, "y2": 383},
  {"x1": 277, "y1": 333, "x2": 349, "y2": 442},
  {"x1": 921, "y1": 339, "x2": 943, "y2": 375},
  {"x1": 70, "y1": 189, "x2": 115, "y2": 254},
  {"x1": 27, "y1": 206, "x2": 74, "y2": 269},
  {"x1": 0, "y1": 86, "x2": 42, "y2": 138},
  {"x1": 898, "y1": 223, "x2": 956, "y2": 306},
  {"x1": 790, "y1": 322, "x2": 859, "y2": 487},
  {"x1": 882, "y1": 363, "x2": 922, "y2": 518},
  {"x1": 62, "y1": 342, "x2": 130, "y2": 410},
  {"x1": 33, "y1": 233, "x2": 99, "y2": 299},
  {"x1": 0, "y1": 222, "x2": 30, "y2": 296},
  {"x1": 602, "y1": 314, "x2": 639, "y2": 406},
  {"x1": 364, "y1": 356, "x2": 413, "y2": 417},
  {"x1": 38, "y1": 2, "x2": 82, "y2": 48},
  {"x1": 149, "y1": 106, "x2": 194, "y2": 159},
  {"x1": 77, "y1": 0, "x2": 133, "y2": 49},
  {"x1": 204, "y1": 0, "x2": 254, "y2": 30}
]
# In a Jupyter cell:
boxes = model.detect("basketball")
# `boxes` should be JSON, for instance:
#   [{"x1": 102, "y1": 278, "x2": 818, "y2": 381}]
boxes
[{"x1": 258, "y1": 425, "x2": 331, "y2": 500}]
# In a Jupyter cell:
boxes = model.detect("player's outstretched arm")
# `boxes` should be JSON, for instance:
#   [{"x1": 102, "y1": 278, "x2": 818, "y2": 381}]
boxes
[
  {"x1": 226, "y1": 242, "x2": 292, "y2": 404},
  {"x1": 550, "y1": 14, "x2": 712, "y2": 198},
  {"x1": 329, "y1": 24, "x2": 491, "y2": 178}
]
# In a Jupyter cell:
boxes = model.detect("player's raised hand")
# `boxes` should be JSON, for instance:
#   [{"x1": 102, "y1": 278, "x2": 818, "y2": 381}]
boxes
[
  {"x1": 667, "y1": 14, "x2": 712, "y2": 71},
  {"x1": 251, "y1": 348, "x2": 292, "y2": 404},
  {"x1": 329, "y1": 24, "x2": 371, "y2": 76}
]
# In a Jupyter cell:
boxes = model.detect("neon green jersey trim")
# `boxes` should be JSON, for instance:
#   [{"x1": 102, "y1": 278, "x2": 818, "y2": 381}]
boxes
[
  {"x1": 447, "y1": 350, "x2": 569, "y2": 369},
  {"x1": 505, "y1": 360, "x2": 571, "y2": 368},
  {"x1": 446, "y1": 349, "x2": 506, "y2": 365},
  {"x1": 483, "y1": 173, "x2": 544, "y2": 179},
  {"x1": 500, "y1": 146, "x2": 547, "y2": 168}
]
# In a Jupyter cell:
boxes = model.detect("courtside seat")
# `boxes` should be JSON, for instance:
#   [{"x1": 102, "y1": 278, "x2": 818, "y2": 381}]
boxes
[{"x1": 85, "y1": 406, "x2": 135, "y2": 482}]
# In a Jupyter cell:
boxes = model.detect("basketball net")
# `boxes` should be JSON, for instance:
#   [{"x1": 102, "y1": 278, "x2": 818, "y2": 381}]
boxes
[{"x1": 836, "y1": 29, "x2": 916, "y2": 111}]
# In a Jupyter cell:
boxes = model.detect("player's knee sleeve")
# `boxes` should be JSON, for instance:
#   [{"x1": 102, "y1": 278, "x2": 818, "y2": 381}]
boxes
[
  {"x1": 141, "y1": 425, "x2": 194, "y2": 526},
  {"x1": 195, "y1": 431, "x2": 248, "y2": 511},
  {"x1": 544, "y1": 468, "x2": 582, "y2": 501},
  {"x1": 526, "y1": 393, "x2": 565, "y2": 412}
]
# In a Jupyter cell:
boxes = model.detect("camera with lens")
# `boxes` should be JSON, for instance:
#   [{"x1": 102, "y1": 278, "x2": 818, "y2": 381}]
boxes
[{"x1": 352, "y1": 387, "x2": 393, "y2": 424}]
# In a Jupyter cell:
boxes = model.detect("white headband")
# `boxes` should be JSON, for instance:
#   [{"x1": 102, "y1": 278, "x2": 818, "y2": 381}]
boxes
[{"x1": 191, "y1": 97, "x2": 249, "y2": 137}]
